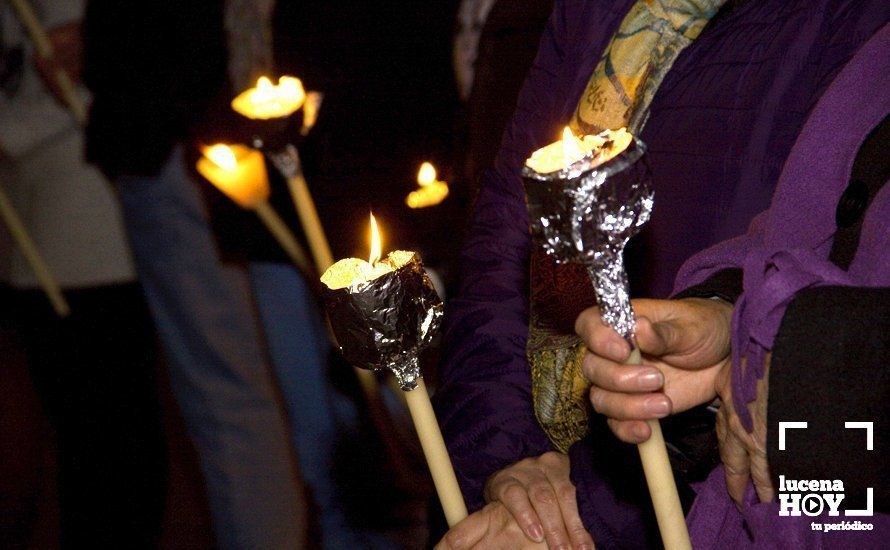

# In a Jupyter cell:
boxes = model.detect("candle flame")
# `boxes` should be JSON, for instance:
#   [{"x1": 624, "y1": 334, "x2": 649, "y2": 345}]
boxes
[
  {"x1": 561, "y1": 126, "x2": 575, "y2": 142},
  {"x1": 368, "y1": 213, "x2": 382, "y2": 266},
  {"x1": 257, "y1": 76, "x2": 273, "y2": 91},
  {"x1": 418, "y1": 162, "x2": 437, "y2": 187},
  {"x1": 232, "y1": 75, "x2": 306, "y2": 120},
  {"x1": 204, "y1": 144, "x2": 238, "y2": 171},
  {"x1": 561, "y1": 126, "x2": 585, "y2": 165}
]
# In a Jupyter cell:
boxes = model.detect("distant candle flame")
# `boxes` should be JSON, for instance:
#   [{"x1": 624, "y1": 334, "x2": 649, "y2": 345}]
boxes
[
  {"x1": 232, "y1": 75, "x2": 306, "y2": 120},
  {"x1": 418, "y1": 162, "x2": 437, "y2": 187},
  {"x1": 204, "y1": 144, "x2": 238, "y2": 171},
  {"x1": 369, "y1": 213, "x2": 382, "y2": 266}
]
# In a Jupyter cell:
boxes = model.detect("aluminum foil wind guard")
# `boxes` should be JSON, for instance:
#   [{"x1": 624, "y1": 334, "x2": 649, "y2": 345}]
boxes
[{"x1": 522, "y1": 138, "x2": 653, "y2": 342}]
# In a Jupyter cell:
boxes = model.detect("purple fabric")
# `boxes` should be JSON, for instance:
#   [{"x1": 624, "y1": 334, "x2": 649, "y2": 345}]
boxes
[
  {"x1": 435, "y1": 0, "x2": 890, "y2": 544},
  {"x1": 674, "y1": 23, "x2": 890, "y2": 548}
]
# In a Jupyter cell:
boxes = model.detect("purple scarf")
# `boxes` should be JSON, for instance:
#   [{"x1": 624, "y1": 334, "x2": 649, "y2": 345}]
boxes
[{"x1": 674, "y1": 23, "x2": 890, "y2": 548}]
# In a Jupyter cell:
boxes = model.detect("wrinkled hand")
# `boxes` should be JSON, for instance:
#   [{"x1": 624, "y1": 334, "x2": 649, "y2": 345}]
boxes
[
  {"x1": 715, "y1": 355, "x2": 774, "y2": 505},
  {"x1": 483, "y1": 452, "x2": 594, "y2": 549},
  {"x1": 575, "y1": 298, "x2": 732, "y2": 443},
  {"x1": 435, "y1": 502, "x2": 549, "y2": 550},
  {"x1": 32, "y1": 22, "x2": 82, "y2": 106}
]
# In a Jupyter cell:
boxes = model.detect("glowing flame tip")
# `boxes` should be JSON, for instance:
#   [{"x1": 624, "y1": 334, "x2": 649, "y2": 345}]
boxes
[
  {"x1": 205, "y1": 144, "x2": 237, "y2": 171},
  {"x1": 418, "y1": 162, "x2": 437, "y2": 187},
  {"x1": 368, "y1": 213, "x2": 382, "y2": 265}
]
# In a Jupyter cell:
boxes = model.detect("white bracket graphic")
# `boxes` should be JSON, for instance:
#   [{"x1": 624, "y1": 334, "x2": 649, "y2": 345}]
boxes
[
  {"x1": 844, "y1": 422, "x2": 874, "y2": 450},
  {"x1": 779, "y1": 421, "x2": 808, "y2": 450}
]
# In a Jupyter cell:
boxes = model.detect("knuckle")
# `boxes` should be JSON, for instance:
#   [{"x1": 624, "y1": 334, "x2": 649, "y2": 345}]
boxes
[
  {"x1": 501, "y1": 483, "x2": 527, "y2": 504},
  {"x1": 528, "y1": 483, "x2": 557, "y2": 505},
  {"x1": 556, "y1": 484, "x2": 576, "y2": 503},
  {"x1": 442, "y1": 529, "x2": 467, "y2": 549},
  {"x1": 539, "y1": 451, "x2": 562, "y2": 467},
  {"x1": 544, "y1": 527, "x2": 568, "y2": 546},
  {"x1": 589, "y1": 387, "x2": 605, "y2": 412},
  {"x1": 569, "y1": 524, "x2": 593, "y2": 542}
]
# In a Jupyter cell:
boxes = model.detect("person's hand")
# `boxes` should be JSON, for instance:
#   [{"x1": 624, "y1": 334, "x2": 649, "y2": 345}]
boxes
[
  {"x1": 715, "y1": 355, "x2": 774, "y2": 505},
  {"x1": 32, "y1": 22, "x2": 82, "y2": 106},
  {"x1": 576, "y1": 298, "x2": 733, "y2": 444},
  {"x1": 483, "y1": 452, "x2": 594, "y2": 549},
  {"x1": 435, "y1": 502, "x2": 549, "y2": 550}
]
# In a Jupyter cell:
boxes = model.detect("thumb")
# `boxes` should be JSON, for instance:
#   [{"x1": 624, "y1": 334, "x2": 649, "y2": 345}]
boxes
[{"x1": 636, "y1": 315, "x2": 683, "y2": 356}]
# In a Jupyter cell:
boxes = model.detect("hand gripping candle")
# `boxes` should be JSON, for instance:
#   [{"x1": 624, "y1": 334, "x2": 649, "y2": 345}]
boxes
[
  {"x1": 321, "y1": 214, "x2": 467, "y2": 527},
  {"x1": 522, "y1": 127, "x2": 691, "y2": 550}
]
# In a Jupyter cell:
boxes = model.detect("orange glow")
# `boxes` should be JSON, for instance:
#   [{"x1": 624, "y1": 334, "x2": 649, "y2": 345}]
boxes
[{"x1": 196, "y1": 143, "x2": 270, "y2": 209}]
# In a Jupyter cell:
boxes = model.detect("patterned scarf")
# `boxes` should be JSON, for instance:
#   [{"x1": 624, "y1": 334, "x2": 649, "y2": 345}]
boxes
[{"x1": 529, "y1": 0, "x2": 726, "y2": 452}]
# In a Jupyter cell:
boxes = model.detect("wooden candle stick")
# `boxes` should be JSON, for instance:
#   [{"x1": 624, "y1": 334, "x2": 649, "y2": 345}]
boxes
[
  {"x1": 626, "y1": 348, "x2": 691, "y2": 550},
  {"x1": 0, "y1": 183, "x2": 70, "y2": 317},
  {"x1": 9, "y1": 0, "x2": 86, "y2": 125},
  {"x1": 279, "y1": 147, "x2": 334, "y2": 272},
  {"x1": 404, "y1": 378, "x2": 468, "y2": 527}
]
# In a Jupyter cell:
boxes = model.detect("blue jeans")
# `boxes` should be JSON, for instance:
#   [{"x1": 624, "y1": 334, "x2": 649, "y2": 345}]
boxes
[
  {"x1": 249, "y1": 266, "x2": 400, "y2": 550},
  {"x1": 117, "y1": 147, "x2": 306, "y2": 549}
]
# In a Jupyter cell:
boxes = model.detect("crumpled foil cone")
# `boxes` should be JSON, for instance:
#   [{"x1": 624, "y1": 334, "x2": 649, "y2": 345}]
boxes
[
  {"x1": 522, "y1": 137, "x2": 653, "y2": 341},
  {"x1": 322, "y1": 252, "x2": 443, "y2": 390}
]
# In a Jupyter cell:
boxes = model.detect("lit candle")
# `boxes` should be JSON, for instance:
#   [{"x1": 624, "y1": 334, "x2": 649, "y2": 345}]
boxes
[
  {"x1": 231, "y1": 75, "x2": 307, "y2": 120},
  {"x1": 321, "y1": 214, "x2": 467, "y2": 527},
  {"x1": 525, "y1": 126, "x2": 632, "y2": 174},
  {"x1": 197, "y1": 144, "x2": 270, "y2": 209},
  {"x1": 197, "y1": 143, "x2": 310, "y2": 271},
  {"x1": 405, "y1": 162, "x2": 449, "y2": 209},
  {"x1": 523, "y1": 129, "x2": 691, "y2": 549},
  {"x1": 231, "y1": 77, "x2": 334, "y2": 274}
]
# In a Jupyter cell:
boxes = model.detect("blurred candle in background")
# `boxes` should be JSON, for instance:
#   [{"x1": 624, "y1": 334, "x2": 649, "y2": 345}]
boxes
[
  {"x1": 231, "y1": 75, "x2": 306, "y2": 120},
  {"x1": 197, "y1": 144, "x2": 270, "y2": 209},
  {"x1": 405, "y1": 162, "x2": 449, "y2": 209}
]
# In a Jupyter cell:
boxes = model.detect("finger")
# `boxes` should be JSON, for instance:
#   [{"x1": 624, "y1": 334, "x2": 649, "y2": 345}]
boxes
[
  {"x1": 635, "y1": 315, "x2": 682, "y2": 357},
  {"x1": 581, "y1": 353, "x2": 664, "y2": 393},
  {"x1": 575, "y1": 308, "x2": 630, "y2": 362},
  {"x1": 607, "y1": 418, "x2": 652, "y2": 444},
  {"x1": 717, "y1": 411, "x2": 751, "y2": 505},
  {"x1": 490, "y1": 479, "x2": 544, "y2": 542},
  {"x1": 436, "y1": 509, "x2": 490, "y2": 550},
  {"x1": 589, "y1": 386, "x2": 672, "y2": 420},
  {"x1": 526, "y1": 480, "x2": 571, "y2": 550},
  {"x1": 547, "y1": 478, "x2": 595, "y2": 550},
  {"x1": 750, "y1": 446, "x2": 775, "y2": 503}
]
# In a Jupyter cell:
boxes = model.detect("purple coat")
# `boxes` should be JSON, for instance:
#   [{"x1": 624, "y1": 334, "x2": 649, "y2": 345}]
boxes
[
  {"x1": 435, "y1": 0, "x2": 889, "y2": 546},
  {"x1": 673, "y1": 23, "x2": 890, "y2": 548}
]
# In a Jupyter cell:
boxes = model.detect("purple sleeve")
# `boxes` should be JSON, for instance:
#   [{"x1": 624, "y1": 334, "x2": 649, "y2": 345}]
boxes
[{"x1": 433, "y1": 1, "x2": 577, "y2": 512}]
